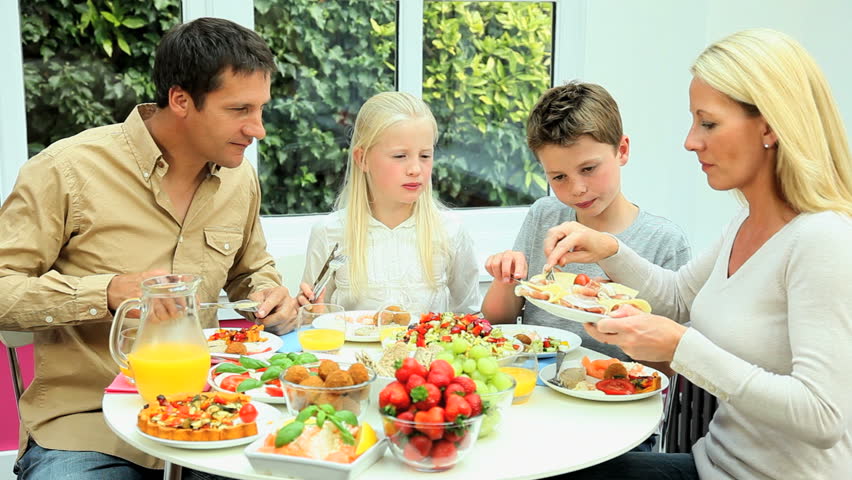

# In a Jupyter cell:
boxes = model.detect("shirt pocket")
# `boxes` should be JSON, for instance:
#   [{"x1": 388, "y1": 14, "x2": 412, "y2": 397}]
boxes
[{"x1": 203, "y1": 228, "x2": 243, "y2": 290}]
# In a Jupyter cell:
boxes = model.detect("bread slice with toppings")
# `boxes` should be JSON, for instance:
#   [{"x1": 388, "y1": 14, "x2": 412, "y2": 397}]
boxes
[{"x1": 137, "y1": 392, "x2": 257, "y2": 441}]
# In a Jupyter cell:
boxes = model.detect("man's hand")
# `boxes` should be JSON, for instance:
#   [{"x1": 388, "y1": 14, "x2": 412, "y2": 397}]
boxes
[
  {"x1": 542, "y1": 221, "x2": 619, "y2": 271},
  {"x1": 484, "y1": 250, "x2": 528, "y2": 284},
  {"x1": 582, "y1": 304, "x2": 687, "y2": 362},
  {"x1": 107, "y1": 269, "x2": 170, "y2": 313},
  {"x1": 249, "y1": 286, "x2": 298, "y2": 335}
]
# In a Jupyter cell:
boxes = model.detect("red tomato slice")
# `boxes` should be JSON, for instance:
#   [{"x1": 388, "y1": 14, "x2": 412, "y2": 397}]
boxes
[
  {"x1": 239, "y1": 403, "x2": 258, "y2": 423},
  {"x1": 265, "y1": 386, "x2": 283, "y2": 397},
  {"x1": 596, "y1": 378, "x2": 636, "y2": 395},
  {"x1": 574, "y1": 274, "x2": 590, "y2": 286},
  {"x1": 220, "y1": 373, "x2": 252, "y2": 392}
]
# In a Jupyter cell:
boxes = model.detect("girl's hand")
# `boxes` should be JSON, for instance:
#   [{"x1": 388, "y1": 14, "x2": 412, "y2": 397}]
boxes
[
  {"x1": 542, "y1": 221, "x2": 619, "y2": 271},
  {"x1": 582, "y1": 304, "x2": 687, "y2": 362},
  {"x1": 296, "y1": 282, "x2": 325, "y2": 307},
  {"x1": 484, "y1": 250, "x2": 528, "y2": 284}
]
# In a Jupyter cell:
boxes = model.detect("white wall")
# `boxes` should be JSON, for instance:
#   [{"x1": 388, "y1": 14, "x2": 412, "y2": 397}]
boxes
[{"x1": 567, "y1": 0, "x2": 852, "y2": 254}]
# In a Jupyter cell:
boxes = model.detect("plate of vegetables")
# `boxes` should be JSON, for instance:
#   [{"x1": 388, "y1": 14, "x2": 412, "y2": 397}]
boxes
[{"x1": 208, "y1": 352, "x2": 319, "y2": 404}]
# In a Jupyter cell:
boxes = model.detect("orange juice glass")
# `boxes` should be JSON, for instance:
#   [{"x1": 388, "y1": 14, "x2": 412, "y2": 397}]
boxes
[
  {"x1": 499, "y1": 352, "x2": 538, "y2": 404},
  {"x1": 128, "y1": 342, "x2": 210, "y2": 404},
  {"x1": 297, "y1": 303, "x2": 345, "y2": 353}
]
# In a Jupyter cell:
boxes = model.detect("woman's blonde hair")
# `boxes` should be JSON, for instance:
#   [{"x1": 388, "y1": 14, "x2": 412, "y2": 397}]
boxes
[
  {"x1": 691, "y1": 28, "x2": 852, "y2": 215},
  {"x1": 335, "y1": 91, "x2": 447, "y2": 298}
]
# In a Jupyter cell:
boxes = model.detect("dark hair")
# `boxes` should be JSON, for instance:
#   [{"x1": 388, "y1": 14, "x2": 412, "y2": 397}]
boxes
[
  {"x1": 526, "y1": 81, "x2": 623, "y2": 152},
  {"x1": 153, "y1": 17, "x2": 276, "y2": 109}
]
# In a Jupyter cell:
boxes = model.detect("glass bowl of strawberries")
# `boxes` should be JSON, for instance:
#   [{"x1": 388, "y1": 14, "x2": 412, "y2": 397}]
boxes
[{"x1": 377, "y1": 358, "x2": 485, "y2": 472}]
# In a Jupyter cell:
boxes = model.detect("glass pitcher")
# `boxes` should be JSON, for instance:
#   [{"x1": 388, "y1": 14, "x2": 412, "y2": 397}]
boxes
[{"x1": 109, "y1": 273, "x2": 210, "y2": 404}]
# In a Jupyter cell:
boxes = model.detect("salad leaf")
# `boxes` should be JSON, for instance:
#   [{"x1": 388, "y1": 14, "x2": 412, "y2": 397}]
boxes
[{"x1": 236, "y1": 378, "x2": 264, "y2": 393}]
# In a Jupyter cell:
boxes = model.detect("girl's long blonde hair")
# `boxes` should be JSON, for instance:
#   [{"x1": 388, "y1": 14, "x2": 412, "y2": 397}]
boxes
[
  {"x1": 335, "y1": 92, "x2": 448, "y2": 298},
  {"x1": 691, "y1": 28, "x2": 852, "y2": 216}
]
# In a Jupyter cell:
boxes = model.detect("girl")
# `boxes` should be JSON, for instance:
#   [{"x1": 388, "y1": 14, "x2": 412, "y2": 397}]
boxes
[{"x1": 297, "y1": 92, "x2": 480, "y2": 314}]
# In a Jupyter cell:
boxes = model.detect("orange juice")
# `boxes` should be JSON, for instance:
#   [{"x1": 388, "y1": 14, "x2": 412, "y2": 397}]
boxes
[
  {"x1": 299, "y1": 328, "x2": 345, "y2": 352},
  {"x1": 119, "y1": 366, "x2": 135, "y2": 381},
  {"x1": 500, "y1": 366, "x2": 537, "y2": 404},
  {"x1": 128, "y1": 342, "x2": 210, "y2": 404}
]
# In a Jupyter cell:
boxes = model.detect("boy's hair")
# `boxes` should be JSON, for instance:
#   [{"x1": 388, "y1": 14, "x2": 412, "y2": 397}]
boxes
[
  {"x1": 336, "y1": 92, "x2": 447, "y2": 298},
  {"x1": 692, "y1": 28, "x2": 852, "y2": 216},
  {"x1": 153, "y1": 17, "x2": 276, "y2": 109},
  {"x1": 526, "y1": 81, "x2": 623, "y2": 152}
]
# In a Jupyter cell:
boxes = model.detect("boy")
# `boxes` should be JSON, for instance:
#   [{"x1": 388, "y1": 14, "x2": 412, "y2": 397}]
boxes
[{"x1": 481, "y1": 81, "x2": 691, "y2": 360}]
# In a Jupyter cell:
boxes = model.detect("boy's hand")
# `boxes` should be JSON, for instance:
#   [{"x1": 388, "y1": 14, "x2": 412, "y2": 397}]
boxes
[
  {"x1": 485, "y1": 250, "x2": 527, "y2": 284},
  {"x1": 543, "y1": 221, "x2": 618, "y2": 270}
]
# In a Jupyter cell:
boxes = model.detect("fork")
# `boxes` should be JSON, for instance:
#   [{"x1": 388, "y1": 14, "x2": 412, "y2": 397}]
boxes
[
  {"x1": 549, "y1": 348, "x2": 568, "y2": 385},
  {"x1": 310, "y1": 254, "x2": 348, "y2": 302}
]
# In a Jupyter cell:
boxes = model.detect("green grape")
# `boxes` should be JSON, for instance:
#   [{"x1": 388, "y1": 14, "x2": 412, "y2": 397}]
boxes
[
  {"x1": 491, "y1": 371, "x2": 514, "y2": 392},
  {"x1": 468, "y1": 345, "x2": 490, "y2": 360},
  {"x1": 473, "y1": 379, "x2": 489, "y2": 393},
  {"x1": 462, "y1": 358, "x2": 477, "y2": 374},
  {"x1": 477, "y1": 357, "x2": 499, "y2": 376},
  {"x1": 470, "y1": 370, "x2": 487, "y2": 382},
  {"x1": 435, "y1": 352, "x2": 455, "y2": 363},
  {"x1": 451, "y1": 337, "x2": 470, "y2": 354},
  {"x1": 451, "y1": 359, "x2": 465, "y2": 377}
]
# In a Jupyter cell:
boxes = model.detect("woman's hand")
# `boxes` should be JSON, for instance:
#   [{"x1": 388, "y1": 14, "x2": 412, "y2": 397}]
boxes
[
  {"x1": 542, "y1": 221, "x2": 619, "y2": 271},
  {"x1": 583, "y1": 304, "x2": 688, "y2": 362},
  {"x1": 296, "y1": 282, "x2": 325, "y2": 307},
  {"x1": 484, "y1": 250, "x2": 528, "y2": 284}
]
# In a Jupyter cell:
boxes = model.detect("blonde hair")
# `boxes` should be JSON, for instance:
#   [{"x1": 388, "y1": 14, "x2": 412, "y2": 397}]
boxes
[
  {"x1": 691, "y1": 28, "x2": 852, "y2": 216},
  {"x1": 335, "y1": 92, "x2": 448, "y2": 298}
]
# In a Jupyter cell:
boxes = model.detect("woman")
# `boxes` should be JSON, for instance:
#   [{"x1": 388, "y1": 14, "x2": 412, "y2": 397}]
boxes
[{"x1": 545, "y1": 29, "x2": 852, "y2": 479}]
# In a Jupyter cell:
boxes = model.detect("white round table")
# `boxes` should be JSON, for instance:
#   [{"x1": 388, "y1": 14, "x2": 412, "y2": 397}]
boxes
[{"x1": 103, "y1": 345, "x2": 663, "y2": 480}]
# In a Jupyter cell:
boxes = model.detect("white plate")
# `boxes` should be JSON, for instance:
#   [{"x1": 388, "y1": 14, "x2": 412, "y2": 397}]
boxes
[
  {"x1": 135, "y1": 401, "x2": 282, "y2": 449},
  {"x1": 539, "y1": 362, "x2": 669, "y2": 402},
  {"x1": 207, "y1": 364, "x2": 287, "y2": 405},
  {"x1": 204, "y1": 328, "x2": 284, "y2": 359},
  {"x1": 496, "y1": 324, "x2": 582, "y2": 358},
  {"x1": 314, "y1": 310, "x2": 379, "y2": 343},
  {"x1": 524, "y1": 296, "x2": 606, "y2": 324}
]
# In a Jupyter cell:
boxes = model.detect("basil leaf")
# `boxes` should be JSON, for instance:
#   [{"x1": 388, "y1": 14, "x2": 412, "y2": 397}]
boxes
[
  {"x1": 268, "y1": 353, "x2": 291, "y2": 364},
  {"x1": 295, "y1": 405, "x2": 318, "y2": 423},
  {"x1": 316, "y1": 410, "x2": 326, "y2": 428},
  {"x1": 239, "y1": 356, "x2": 269, "y2": 370},
  {"x1": 296, "y1": 352, "x2": 318, "y2": 364},
  {"x1": 275, "y1": 421, "x2": 304, "y2": 447},
  {"x1": 335, "y1": 410, "x2": 358, "y2": 427},
  {"x1": 318, "y1": 403, "x2": 336, "y2": 415},
  {"x1": 269, "y1": 357, "x2": 294, "y2": 369},
  {"x1": 236, "y1": 378, "x2": 264, "y2": 393},
  {"x1": 214, "y1": 363, "x2": 248, "y2": 374},
  {"x1": 260, "y1": 366, "x2": 283, "y2": 382},
  {"x1": 328, "y1": 417, "x2": 355, "y2": 445}
]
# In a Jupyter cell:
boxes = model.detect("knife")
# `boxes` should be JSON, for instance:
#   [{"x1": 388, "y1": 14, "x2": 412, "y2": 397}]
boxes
[{"x1": 311, "y1": 242, "x2": 339, "y2": 296}]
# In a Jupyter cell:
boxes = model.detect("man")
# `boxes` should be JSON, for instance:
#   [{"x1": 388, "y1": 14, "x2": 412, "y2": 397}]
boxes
[{"x1": 0, "y1": 17, "x2": 297, "y2": 478}]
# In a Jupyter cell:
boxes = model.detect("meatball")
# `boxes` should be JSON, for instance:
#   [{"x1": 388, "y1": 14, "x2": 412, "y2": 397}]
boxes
[
  {"x1": 347, "y1": 363, "x2": 370, "y2": 385},
  {"x1": 224, "y1": 342, "x2": 248, "y2": 355},
  {"x1": 299, "y1": 375, "x2": 324, "y2": 387},
  {"x1": 284, "y1": 365, "x2": 310, "y2": 384},
  {"x1": 323, "y1": 370, "x2": 354, "y2": 388},
  {"x1": 317, "y1": 359, "x2": 340, "y2": 380}
]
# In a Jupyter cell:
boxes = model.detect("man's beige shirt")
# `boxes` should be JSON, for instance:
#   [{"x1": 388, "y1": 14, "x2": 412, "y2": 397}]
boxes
[{"x1": 0, "y1": 105, "x2": 282, "y2": 468}]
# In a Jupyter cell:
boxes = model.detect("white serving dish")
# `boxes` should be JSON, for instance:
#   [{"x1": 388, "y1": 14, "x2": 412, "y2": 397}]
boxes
[{"x1": 243, "y1": 434, "x2": 387, "y2": 480}]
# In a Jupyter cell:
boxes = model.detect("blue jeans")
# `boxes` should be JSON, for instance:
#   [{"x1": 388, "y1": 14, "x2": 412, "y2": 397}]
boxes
[
  {"x1": 15, "y1": 441, "x2": 231, "y2": 480},
  {"x1": 554, "y1": 452, "x2": 698, "y2": 480}
]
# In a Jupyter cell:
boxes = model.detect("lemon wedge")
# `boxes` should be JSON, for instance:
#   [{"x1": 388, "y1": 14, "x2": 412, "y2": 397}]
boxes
[{"x1": 355, "y1": 422, "x2": 377, "y2": 456}]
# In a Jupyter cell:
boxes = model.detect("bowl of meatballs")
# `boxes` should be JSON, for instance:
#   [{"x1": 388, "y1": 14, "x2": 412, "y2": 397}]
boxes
[{"x1": 280, "y1": 359, "x2": 377, "y2": 418}]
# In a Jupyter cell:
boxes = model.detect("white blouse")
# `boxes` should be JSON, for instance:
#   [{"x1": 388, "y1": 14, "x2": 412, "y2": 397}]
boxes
[{"x1": 301, "y1": 209, "x2": 481, "y2": 314}]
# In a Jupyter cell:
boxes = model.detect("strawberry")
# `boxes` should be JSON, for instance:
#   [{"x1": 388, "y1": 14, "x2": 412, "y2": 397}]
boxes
[
  {"x1": 411, "y1": 383, "x2": 441, "y2": 411},
  {"x1": 426, "y1": 370, "x2": 452, "y2": 389},
  {"x1": 403, "y1": 435, "x2": 433, "y2": 461},
  {"x1": 405, "y1": 374, "x2": 426, "y2": 393},
  {"x1": 414, "y1": 406, "x2": 446, "y2": 440},
  {"x1": 395, "y1": 410, "x2": 415, "y2": 435},
  {"x1": 430, "y1": 439, "x2": 458, "y2": 467},
  {"x1": 464, "y1": 393, "x2": 483, "y2": 417},
  {"x1": 395, "y1": 357, "x2": 428, "y2": 384},
  {"x1": 378, "y1": 381, "x2": 411, "y2": 415},
  {"x1": 428, "y1": 359, "x2": 455, "y2": 379},
  {"x1": 452, "y1": 376, "x2": 476, "y2": 395},
  {"x1": 443, "y1": 429, "x2": 466, "y2": 443},
  {"x1": 443, "y1": 383, "x2": 466, "y2": 402},
  {"x1": 444, "y1": 394, "x2": 472, "y2": 422}
]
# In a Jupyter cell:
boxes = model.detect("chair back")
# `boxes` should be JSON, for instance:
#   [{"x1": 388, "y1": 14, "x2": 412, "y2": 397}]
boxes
[
  {"x1": 1, "y1": 330, "x2": 34, "y2": 402},
  {"x1": 661, "y1": 374, "x2": 719, "y2": 453}
]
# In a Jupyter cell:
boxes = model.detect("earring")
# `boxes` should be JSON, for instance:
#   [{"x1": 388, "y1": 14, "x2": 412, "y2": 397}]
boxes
[{"x1": 763, "y1": 144, "x2": 770, "y2": 149}]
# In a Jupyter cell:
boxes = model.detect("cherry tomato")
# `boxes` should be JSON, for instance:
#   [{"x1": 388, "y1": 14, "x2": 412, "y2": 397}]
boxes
[
  {"x1": 239, "y1": 403, "x2": 258, "y2": 423},
  {"x1": 574, "y1": 274, "x2": 590, "y2": 286},
  {"x1": 595, "y1": 378, "x2": 636, "y2": 395},
  {"x1": 220, "y1": 373, "x2": 252, "y2": 392}
]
